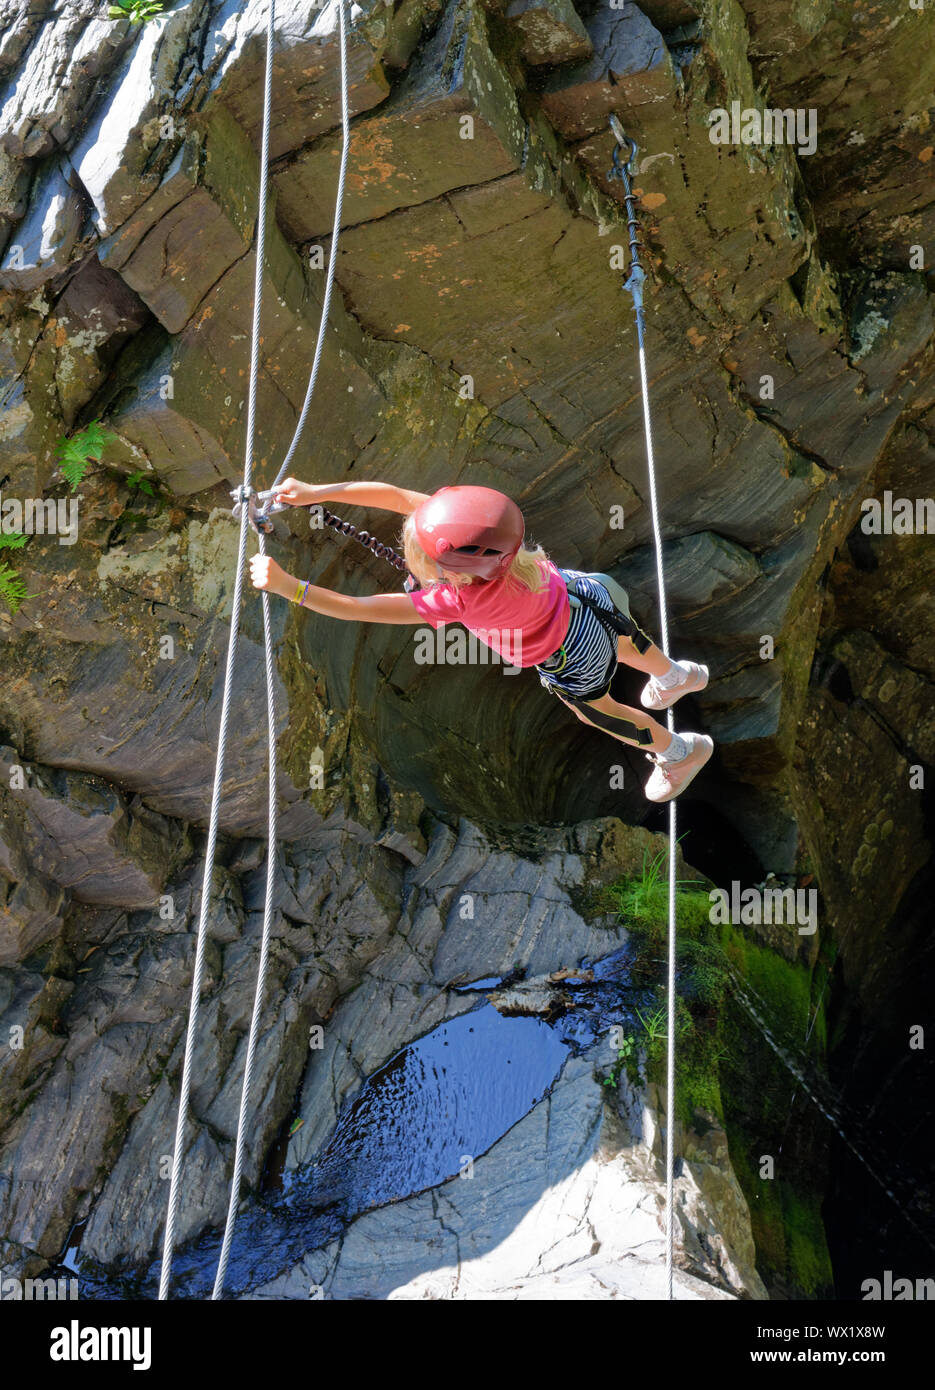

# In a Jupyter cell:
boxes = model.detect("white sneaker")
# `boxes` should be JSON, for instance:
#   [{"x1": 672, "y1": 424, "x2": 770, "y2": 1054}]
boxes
[
  {"x1": 644, "y1": 733, "x2": 714, "y2": 803},
  {"x1": 640, "y1": 661, "x2": 709, "y2": 711}
]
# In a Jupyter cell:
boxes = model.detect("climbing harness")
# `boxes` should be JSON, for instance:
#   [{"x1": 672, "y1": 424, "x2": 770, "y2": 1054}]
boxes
[
  {"x1": 160, "y1": 0, "x2": 352, "y2": 1300},
  {"x1": 559, "y1": 696, "x2": 656, "y2": 746},
  {"x1": 565, "y1": 574, "x2": 653, "y2": 654},
  {"x1": 540, "y1": 573, "x2": 657, "y2": 743},
  {"x1": 608, "y1": 111, "x2": 679, "y2": 1299}
]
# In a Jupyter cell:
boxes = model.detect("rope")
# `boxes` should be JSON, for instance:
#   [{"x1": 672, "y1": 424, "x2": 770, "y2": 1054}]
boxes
[
  {"x1": 258, "y1": 0, "x2": 352, "y2": 520},
  {"x1": 608, "y1": 117, "x2": 677, "y2": 1300},
  {"x1": 210, "y1": 0, "x2": 280, "y2": 1299},
  {"x1": 157, "y1": 495, "x2": 252, "y2": 1301},
  {"x1": 162, "y1": 0, "x2": 353, "y2": 1300},
  {"x1": 212, "y1": 527, "x2": 278, "y2": 1298},
  {"x1": 159, "y1": 0, "x2": 278, "y2": 1300}
]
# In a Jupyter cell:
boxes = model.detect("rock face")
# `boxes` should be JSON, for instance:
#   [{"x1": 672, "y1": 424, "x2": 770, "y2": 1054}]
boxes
[
  {"x1": 1, "y1": 799, "x2": 408, "y2": 1272},
  {"x1": 0, "y1": 0, "x2": 933, "y2": 1298},
  {"x1": 1, "y1": 800, "x2": 764, "y2": 1299}
]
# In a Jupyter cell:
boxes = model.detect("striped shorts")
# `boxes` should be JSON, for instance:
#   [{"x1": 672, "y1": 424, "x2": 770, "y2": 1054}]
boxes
[{"x1": 535, "y1": 569, "x2": 625, "y2": 701}]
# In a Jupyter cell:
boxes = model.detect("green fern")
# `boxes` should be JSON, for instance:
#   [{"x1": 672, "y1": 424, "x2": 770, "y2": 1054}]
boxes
[
  {"x1": 125, "y1": 468, "x2": 158, "y2": 497},
  {"x1": 55, "y1": 420, "x2": 116, "y2": 491},
  {"x1": 0, "y1": 531, "x2": 32, "y2": 614},
  {"x1": 0, "y1": 561, "x2": 33, "y2": 615}
]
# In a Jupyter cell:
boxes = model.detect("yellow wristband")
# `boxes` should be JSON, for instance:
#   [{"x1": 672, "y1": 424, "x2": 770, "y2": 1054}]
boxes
[{"x1": 293, "y1": 579, "x2": 305, "y2": 605}]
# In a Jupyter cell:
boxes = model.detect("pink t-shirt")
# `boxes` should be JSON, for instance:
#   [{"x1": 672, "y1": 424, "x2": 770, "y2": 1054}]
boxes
[{"x1": 407, "y1": 559, "x2": 570, "y2": 667}]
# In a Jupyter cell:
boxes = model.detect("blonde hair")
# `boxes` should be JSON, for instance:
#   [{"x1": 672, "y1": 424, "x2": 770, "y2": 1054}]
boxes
[{"x1": 401, "y1": 512, "x2": 549, "y2": 592}]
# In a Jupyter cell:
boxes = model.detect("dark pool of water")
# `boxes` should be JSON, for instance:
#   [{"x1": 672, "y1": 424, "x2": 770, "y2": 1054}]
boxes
[
  {"x1": 294, "y1": 1006, "x2": 569, "y2": 1215},
  {"x1": 65, "y1": 948, "x2": 648, "y2": 1299}
]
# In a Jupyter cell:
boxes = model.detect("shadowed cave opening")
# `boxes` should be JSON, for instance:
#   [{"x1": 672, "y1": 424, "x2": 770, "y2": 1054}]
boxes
[{"x1": 822, "y1": 852, "x2": 935, "y2": 1299}]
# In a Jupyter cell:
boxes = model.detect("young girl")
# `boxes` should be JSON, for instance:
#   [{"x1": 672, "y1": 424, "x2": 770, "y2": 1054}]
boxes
[{"x1": 249, "y1": 479, "x2": 713, "y2": 802}]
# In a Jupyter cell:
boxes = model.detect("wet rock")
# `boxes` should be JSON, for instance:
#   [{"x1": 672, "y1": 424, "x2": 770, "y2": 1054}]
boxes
[
  {"x1": 741, "y1": 0, "x2": 833, "y2": 59},
  {"x1": 204, "y1": 0, "x2": 395, "y2": 161},
  {"x1": 105, "y1": 337, "x2": 237, "y2": 496},
  {"x1": 1, "y1": 555, "x2": 321, "y2": 837},
  {"x1": 0, "y1": 929, "x2": 195, "y2": 1266},
  {"x1": 548, "y1": 964, "x2": 594, "y2": 982},
  {"x1": 0, "y1": 811, "x2": 409, "y2": 1272},
  {"x1": 847, "y1": 272, "x2": 935, "y2": 398},
  {"x1": 3, "y1": 0, "x2": 926, "y2": 846},
  {"x1": 103, "y1": 113, "x2": 254, "y2": 336},
  {"x1": 618, "y1": 531, "x2": 763, "y2": 623},
  {"x1": 96, "y1": 133, "x2": 202, "y2": 277},
  {"x1": 831, "y1": 631, "x2": 935, "y2": 769},
  {"x1": 156, "y1": 860, "x2": 245, "y2": 945},
  {"x1": 797, "y1": 405, "x2": 935, "y2": 1004},
  {"x1": 0, "y1": 4, "x2": 133, "y2": 165},
  {"x1": 488, "y1": 976, "x2": 573, "y2": 1017},
  {"x1": 634, "y1": 1081, "x2": 766, "y2": 1297},
  {"x1": 0, "y1": 963, "x2": 68, "y2": 1134},
  {"x1": 699, "y1": 663, "x2": 783, "y2": 745},
  {"x1": 795, "y1": 693, "x2": 927, "y2": 1008},
  {"x1": 0, "y1": 787, "x2": 66, "y2": 966},
  {"x1": 286, "y1": 814, "x2": 687, "y2": 1169},
  {"x1": 66, "y1": 3, "x2": 207, "y2": 237},
  {"x1": 745, "y1": 1, "x2": 935, "y2": 264},
  {"x1": 38, "y1": 256, "x2": 150, "y2": 429},
  {"x1": 96, "y1": 99, "x2": 303, "y2": 341},
  {"x1": 829, "y1": 412, "x2": 935, "y2": 683},
  {"x1": 637, "y1": 1, "x2": 699, "y2": 29},
  {"x1": 0, "y1": 0, "x2": 49, "y2": 79}
]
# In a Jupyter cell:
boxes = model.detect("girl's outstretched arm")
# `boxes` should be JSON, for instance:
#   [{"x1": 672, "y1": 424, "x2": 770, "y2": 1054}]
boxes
[
  {"x1": 272, "y1": 477, "x2": 430, "y2": 515},
  {"x1": 250, "y1": 554, "x2": 423, "y2": 624}
]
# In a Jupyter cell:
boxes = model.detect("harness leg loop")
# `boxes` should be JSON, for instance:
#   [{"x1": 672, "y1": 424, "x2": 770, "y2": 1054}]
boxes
[{"x1": 562, "y1": 697, "x2": 656, "y2": 746}]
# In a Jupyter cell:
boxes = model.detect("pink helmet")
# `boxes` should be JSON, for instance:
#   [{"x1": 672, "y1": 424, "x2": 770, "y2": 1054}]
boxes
[{"x1": 413, "y1": 486, "x2": 525, "y2": 579}]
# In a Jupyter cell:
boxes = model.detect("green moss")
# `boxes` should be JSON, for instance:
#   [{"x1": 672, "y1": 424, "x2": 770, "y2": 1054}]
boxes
[
  {"x1": 641, "y1": 997, "x2": 725, "y2": 1126},
  {"x1": 718, "y1": 943, "x2": 834, "y2": 1295},
  {"x1": 719, "y1": 924, "x2": 811, "y2": 1031},
  {"x1": 602, "y1": 856, "x2": 835, "y2": 1295},
  {"x1": 722, "y1": 1117, "x2": 833, "y2": 1296},
  {"x1": 783, "y1": 1189, "x2": 833, "y2": 1296}
]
